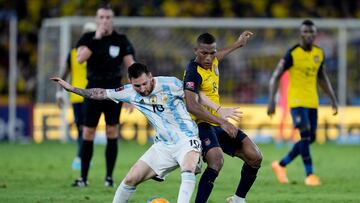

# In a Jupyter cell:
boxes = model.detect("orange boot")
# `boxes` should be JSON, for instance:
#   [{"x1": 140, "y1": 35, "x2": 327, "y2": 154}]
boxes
[
  {"x1": 271, "y1": 161, "x2": 289, "y2": 184},
  {"x1": 305, "y1": 174, "x2": 321, "y2": 186}
]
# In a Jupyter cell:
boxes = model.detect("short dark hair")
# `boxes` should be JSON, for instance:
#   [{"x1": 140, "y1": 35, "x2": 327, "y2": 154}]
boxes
[
  {"x1": 302, "y1": 19, "x2": 315, "y2": 27},
  {"x1": 128, "y1": 63, "x2": 150, "y2": 79},
  {"x1": 98, "y1": 2, "x2": 113, "y2": 11},
  {"x1": 197, "y1": 33, "x2": 216, "y2": 45}
]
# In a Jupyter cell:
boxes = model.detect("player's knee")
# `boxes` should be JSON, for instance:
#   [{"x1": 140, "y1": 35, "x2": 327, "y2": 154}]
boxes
[
  {"x1": 299, "y1": 124, "x2": 311, "y2": 132},
  {"x1": 123, "y1": 174, "x2": 139, "y2": 187},
  {"x1": 248, "y1": 150, "x2": 263, "y2": 168},
  {"x1": 206, "y1": 156, "x2": 224, "y2": 172},
  {"x1": 106, "y1": 125, "x2": 118, "y2": 138},
  {"x1": 83, "y1": 127, "x2": 96, "y2": 140}
]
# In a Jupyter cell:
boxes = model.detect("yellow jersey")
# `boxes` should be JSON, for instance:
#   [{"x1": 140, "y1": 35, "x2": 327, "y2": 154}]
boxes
[
  {"x1": 184, "y1": 57, "x2": 220, "y2": 126},
  {"x1": 283, "y1": 44, "x2": 324, "y2": 108},
  {"x1": 68, "y1": 48, "x2": 88, "y2": 103}
]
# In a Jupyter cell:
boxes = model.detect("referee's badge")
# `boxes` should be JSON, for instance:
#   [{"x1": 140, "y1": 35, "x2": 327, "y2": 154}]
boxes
[{"x1": 109, "y1": 45, "x2": 120, "y2": 58}]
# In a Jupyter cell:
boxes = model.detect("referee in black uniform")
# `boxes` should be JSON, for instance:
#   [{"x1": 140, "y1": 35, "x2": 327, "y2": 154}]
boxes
[{"x1": 72, "y1": 4, "x2": 135, "y2": 187}]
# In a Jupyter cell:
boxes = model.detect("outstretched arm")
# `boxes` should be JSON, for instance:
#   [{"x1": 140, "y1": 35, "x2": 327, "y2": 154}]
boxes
[
  {"x1": 56, "y1": 57, "x2": 71, "y2": 108},
  {"x1": 185, "y1": 90, "x2": 238, "y2": 138},
  {"x1": 199, "y1": 92, "x2": 243, "y2": 121},
  {"x1": 318, "y1": 65, "x2": 338, "y2": 115},
  {"x1": 215, "y1": 30, "x2": 253, "y2": 61},
  {"x1": 267, "y1": 59, "x2": 287, "y2": 117},
  {"x1": 50, "y1": 77, "x2": 108, "y2": 100}
]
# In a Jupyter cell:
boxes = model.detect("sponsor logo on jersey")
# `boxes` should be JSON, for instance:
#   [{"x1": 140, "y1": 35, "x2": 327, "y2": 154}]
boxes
[{"x1": 109, "y1": 45, "x2": 120, "y2": 58}]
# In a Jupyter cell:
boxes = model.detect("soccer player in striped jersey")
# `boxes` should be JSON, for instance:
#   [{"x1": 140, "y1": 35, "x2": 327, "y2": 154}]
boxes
[
  {"x1": 267, "y1": 19, "x2": 338, "y2": 186},
  {"x1": 51, "y1": 62, "x2": 201, "y2": 203}
]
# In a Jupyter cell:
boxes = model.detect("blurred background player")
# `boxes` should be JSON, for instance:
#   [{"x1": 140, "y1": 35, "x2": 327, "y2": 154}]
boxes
[
  {"x1": 72, "y1": 4, "x2": 135, "y2": 187},
  {"x1": 56, "y1": 22, "x2": 96, "y2": 171},
  {"x1": 184, "y1": 32, "x2": 263, "y2": 203},
  {"x1": 51, "y1": 63, "x2": 201, "y2": 203},
  {"x1": 267, "y1": 19, "x2": 338, "y2": 186}
]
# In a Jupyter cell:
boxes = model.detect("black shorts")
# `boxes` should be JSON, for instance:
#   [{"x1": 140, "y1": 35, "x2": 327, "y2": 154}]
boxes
[
  {"x1": 198, "y1": 122, "x2": 247, "y2": 157},
  {"x1": 83, "y1": 98, "x2": 122, "y2": 127}
]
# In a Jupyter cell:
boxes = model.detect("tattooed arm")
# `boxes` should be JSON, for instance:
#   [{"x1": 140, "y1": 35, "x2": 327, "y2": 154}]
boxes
[{"x1": 50, "y1": 77, "x2": 108, "y2": 100}]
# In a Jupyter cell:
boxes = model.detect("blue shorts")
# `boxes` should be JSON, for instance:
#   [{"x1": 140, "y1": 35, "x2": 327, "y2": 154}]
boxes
[
  {"x1": 290, "y1": 107, "x2": 318, "y2": 136},
  {"x1": 198, "y1": 122, "x2": 247, "y2": 157},
  {"x1": 72, "y1": 102, "x2": 84, "y2": 127}
]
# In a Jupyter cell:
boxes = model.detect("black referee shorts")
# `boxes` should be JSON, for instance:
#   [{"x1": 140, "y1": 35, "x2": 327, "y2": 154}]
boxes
[{"x1": 83, "y1": 98, "x2": 122, "y2": 127}]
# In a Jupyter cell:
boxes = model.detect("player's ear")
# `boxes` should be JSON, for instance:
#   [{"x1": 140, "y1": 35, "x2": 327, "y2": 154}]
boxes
[{"x1": 193, "y1": 47, "x2": 198, "y2": 54}]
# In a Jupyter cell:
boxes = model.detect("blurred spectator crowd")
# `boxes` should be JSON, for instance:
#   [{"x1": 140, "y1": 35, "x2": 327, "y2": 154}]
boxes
[{"x1": 0, "y1": 0, "x2": 359, "y2": 102}]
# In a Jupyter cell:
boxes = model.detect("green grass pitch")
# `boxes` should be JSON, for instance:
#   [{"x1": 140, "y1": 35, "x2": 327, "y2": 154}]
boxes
[{"x1": 0, "y1": 141, "x2": 359, "y2": 203}]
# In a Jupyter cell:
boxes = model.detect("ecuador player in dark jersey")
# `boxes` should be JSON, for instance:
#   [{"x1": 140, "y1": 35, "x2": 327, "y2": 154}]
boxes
[
  {"x1": 184, "y1": 32, "x2": 262, "y2": 203},
  {"x1": 267, "y1": 20, "x2": 338, "y2": 186}
]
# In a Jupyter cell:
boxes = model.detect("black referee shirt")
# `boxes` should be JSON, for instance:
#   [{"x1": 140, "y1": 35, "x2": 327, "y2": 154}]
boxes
[{"x1": 76, "y1": 31, "x2": 135, "y2": 88}]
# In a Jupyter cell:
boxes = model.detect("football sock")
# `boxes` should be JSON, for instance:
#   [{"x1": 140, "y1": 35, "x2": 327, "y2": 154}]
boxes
[
  {"x1": 81, "y1": 140, "x2": 93, "y2": 182},
  {"x1": 236, "y1": 163, "x2": 259, "y2": 198},
  {"x1": 106, "y1": 138, "x2": 118, "y2": 178},
  {"x1": 279, "y1": 141, "x2": 301, "y2": 167},
  {"x1": 195, "y1": 167, "x2": 218, "y2": 203},
  {"x1": 177, "y1": 171, "x2": 196, "y2": 203},
  {"x1": 298, "y1": 131, "x2": 313, "y2": 176},
  {"x1": 112, "y1": 181, "x2": 136, "y2": 203},
  {"x1": 76, "y1": 126, "x2": 83, "y2": 158}
]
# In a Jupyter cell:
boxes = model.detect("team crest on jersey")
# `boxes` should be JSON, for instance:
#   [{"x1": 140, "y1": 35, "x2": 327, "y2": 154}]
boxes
[
  {"x1": 149, "y1": 95, "x2": 157, "y2": 104},
  {"x1": 313, "y1": 55, "x2": 320, "y2": 63},
  {"x1": 109, "y1": 45, "x2": 120, "y2": 58},
  {"x1": 115, "y1": 86, "x2": 124, "y2": 92}
]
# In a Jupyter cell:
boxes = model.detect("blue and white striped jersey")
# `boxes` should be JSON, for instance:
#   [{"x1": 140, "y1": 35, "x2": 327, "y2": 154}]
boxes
[{"x1": 106, "y1": 76, "x2": 198, "y2": 145}]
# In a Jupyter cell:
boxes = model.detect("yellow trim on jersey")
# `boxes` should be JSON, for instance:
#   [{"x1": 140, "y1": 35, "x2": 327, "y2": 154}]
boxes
[
  {"x1": 69, "y1": 48, "x2": 88, "y2": 103},
  {"x1": 197, "y1": 57, "x2": 220, "y2": 126},
  {"x1": 288, "y1": 46, "x2": 324, "y2": 108}
]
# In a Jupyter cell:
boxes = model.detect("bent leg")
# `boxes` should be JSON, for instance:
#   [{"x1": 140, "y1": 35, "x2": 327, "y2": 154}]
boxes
[
  {"x1": 113, "y1": 160, "x2": 156, "y2": 203},
  {"x1": 178, "y1": 150, "x2": 200, "y2": 203},
  {"x1": 195, "y1": 147, "x2": 224, "y2": 203},
  {"x1": 234, "y1": 136, "x2": 263, "y2": 198}
]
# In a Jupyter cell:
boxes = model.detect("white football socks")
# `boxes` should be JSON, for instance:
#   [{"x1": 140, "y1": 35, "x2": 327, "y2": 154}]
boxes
[
  {"x1": 177, "y1": 171, "x2": 196, "y2": 203},
  {"x1": 112, "y1": 181, "x2": 136, "y2": 203}
]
